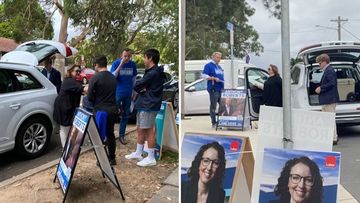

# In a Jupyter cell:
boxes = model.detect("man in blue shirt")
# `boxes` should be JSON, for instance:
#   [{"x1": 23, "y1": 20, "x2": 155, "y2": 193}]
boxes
[
  {"x1": 110, "y1": 48, "x2": 137, "y2": 145},
  {"x1": 202, "y1": 52, "x2": 224, "y2": 128}
]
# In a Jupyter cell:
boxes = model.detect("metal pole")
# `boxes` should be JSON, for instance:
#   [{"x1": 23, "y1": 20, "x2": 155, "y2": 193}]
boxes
[
  {"x1": 230, "y1": 30, "x2": 235, "y2": 88},
  {"x1": 338, "y1": 16, "x2": 341, "y2": 41},
  {"x1": 180, "y1": 0, "x2": 185, "y2": 119},
  {"x1": 281, "y1": 0, "x2": 292, "y2": 149}
]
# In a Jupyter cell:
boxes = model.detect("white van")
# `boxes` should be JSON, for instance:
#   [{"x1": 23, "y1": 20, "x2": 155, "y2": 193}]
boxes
[
  {"x1": 184, "y1": 59, "x2": 256, "y2": 88},
  {"x1": 245, "y1": 41, "x2": 360, "y2": 124}
]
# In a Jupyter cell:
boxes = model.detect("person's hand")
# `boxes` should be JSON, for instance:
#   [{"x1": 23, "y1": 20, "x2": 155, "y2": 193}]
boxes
[
  {"x1": 315, "y1": 86, "x2": 321, "y2": 94},
  {"x1": 214, "y1": 77, "x2": 220, "y2": 82}
]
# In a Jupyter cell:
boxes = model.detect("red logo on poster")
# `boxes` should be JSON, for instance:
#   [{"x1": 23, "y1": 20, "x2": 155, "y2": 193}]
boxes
[
  {"x1": 230, "y1": 141, "x2": 239, "y2": 152},
  {"x1": 325, "y1": 156, "x2": 336, "y2": 168}
]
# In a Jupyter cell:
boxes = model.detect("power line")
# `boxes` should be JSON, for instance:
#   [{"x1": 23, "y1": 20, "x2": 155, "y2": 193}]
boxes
[
  {"x1": 258, "y1": 28, "x2": 327, "y2": 35},
  {"x1": 341, "y1": 26, "x2": 360, "y2": 41}
]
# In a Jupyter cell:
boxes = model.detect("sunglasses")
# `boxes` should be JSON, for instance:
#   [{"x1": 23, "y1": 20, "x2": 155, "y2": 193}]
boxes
[{"x1": 75, "y1": 69, "x2": 81, "y2": 73}]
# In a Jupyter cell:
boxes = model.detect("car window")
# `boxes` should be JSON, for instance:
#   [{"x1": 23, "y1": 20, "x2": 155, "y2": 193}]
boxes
[
  {"x1": 247, "y1": 69, "x2": 267, "y2": 86},
  {"x1": 85, "y1": 69, "x2": 95, "y2": 74},
  {"x1": 193, "y1": 79, "x2": 207, "y2": 91},
  {"x1": 11, "y1": 70, "x2": 43, "y2": 91},
  {"x1": 291, "y1": 66, "x2": 301, "y2": 84},
  {"x1": 185, "y1": 71, "x2": 202, "y2": 83},
  {"x1": 0, "y1": 69, "x2": 14, "y2": 93},
  {"x1": 16, "y1": 43, "x2": 58, "y2": 62}
]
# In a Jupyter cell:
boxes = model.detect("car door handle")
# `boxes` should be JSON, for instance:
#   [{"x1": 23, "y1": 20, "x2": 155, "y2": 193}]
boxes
[{"x1": 9, "y1": 103, "x2": 21, "y2": 110}]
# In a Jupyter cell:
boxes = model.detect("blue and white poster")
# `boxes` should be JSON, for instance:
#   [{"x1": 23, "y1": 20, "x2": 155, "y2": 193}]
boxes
[
  {"x1": 181, "y1": 133, "x2": 244, "y2": 201},
  {"x1": 218, "y1": 89, "x2": 247, "y2": 128},
  {"x1": 56, "y1": 108, "x2": 90, "y2": 194},
  {"x1": 259, "y1": 148, "x2": 341, "y2": 203}
]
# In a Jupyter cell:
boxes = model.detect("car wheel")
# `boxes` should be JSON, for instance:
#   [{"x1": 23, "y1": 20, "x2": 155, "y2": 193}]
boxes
[
  {"x1": 15, "y1": 117, "x2": 52, "y2": 159},
  {"x1": 347, "y1": 92, "x2": 356, "y2": 102},
  {"x1": 82, "y1": 77, "x2": 88, "y2": 84},
  {"x1": 172, "y1": 91, "x2": 179, "y2": 110}
]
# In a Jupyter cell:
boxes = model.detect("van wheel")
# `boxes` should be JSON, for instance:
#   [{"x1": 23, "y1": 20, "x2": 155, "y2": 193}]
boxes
[
  {"x1": 15, "y1": 117, "x2": 52, "y2": 159},
  {"x1": 347, "y1": 92, "x2": 356, "y2": 102}
]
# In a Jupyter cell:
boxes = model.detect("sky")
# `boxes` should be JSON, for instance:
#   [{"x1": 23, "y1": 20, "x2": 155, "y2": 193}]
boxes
[{"x1": 246, "y1": 0, "x2": 360, "y2": 70}]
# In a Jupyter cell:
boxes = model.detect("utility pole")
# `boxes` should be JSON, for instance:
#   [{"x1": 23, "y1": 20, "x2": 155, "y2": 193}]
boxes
[{"x1": 330, "y1": 16, "x2": 348, "y2": 41}]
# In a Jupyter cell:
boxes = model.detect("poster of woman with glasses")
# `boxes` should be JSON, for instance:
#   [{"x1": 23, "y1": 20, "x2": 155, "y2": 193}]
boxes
[
  {"x1": 259, "y1": 148, "x2": 340, "y2": 203},
  {"x1": 181, "y1": 133, "x2": 245, "y2": 203}
]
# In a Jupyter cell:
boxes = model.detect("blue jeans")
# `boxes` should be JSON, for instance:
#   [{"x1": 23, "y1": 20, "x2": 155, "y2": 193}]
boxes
[
  {"x1": 209, "y1": 90, "x2": 221, "y2": 125},
  {"x1": 116, "y1": 94, "x2": 132, "y2": 138}
]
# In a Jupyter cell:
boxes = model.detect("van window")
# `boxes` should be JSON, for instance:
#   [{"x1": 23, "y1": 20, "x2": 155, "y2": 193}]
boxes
[{"x1": 291, "y1": 66, "x2": 301, "y2": 84}]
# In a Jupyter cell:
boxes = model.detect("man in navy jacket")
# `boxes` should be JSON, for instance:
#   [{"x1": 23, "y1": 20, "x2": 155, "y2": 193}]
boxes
[
  {"x1": 315, "y1": 54, "x2": 339, "y2": 144},
  {"x1": 41, "y1": 58, "x2": 62, "y2": 93},
  {"x1": 125, "y1": 49, "x2": 164, "y2": 167}
]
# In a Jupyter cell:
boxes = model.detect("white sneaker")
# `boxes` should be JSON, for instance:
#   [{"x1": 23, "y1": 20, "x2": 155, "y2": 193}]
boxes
[
  {"x1": 125, "y1": 152, "x2": 143, "y2": 160},
  {"x1": 136, "y1": 157, "x2": 156, "y2": 167}
]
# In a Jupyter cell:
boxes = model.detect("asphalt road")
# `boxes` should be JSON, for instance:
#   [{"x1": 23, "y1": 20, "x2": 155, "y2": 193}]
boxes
[
  {"x1": 334, "y1": 125, "x2": 360, "y2": 201},
  {"x1": 0, "y1": 131, "x2": 63, "y2": 182}
]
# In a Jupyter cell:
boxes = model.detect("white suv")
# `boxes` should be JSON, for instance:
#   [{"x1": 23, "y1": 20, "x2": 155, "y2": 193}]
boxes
[
  {"x1": 245, "y1": 41, "x2": 360, "y2": 124},
  {"x1": 0, "y1": 40, "x2": 77, "y2": 158}
]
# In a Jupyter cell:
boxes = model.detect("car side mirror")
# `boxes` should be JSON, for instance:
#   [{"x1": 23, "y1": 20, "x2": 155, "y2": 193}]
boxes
[{"x1": 187, "y1": 86, "x2": 196, "y2": 92}]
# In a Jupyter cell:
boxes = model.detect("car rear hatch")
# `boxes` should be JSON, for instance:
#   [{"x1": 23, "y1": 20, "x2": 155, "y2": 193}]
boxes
[
  {"x1": 297, "y1": 41, "x2": 360, "y2": 65},
  {"x1": 1, "y1": 40, "x2": 77, "y2": 66}
]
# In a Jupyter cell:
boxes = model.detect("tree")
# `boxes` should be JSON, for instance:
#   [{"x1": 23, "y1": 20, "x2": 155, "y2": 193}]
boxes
[
  {"x1": 259, "y1": 0, "x2": 281, "y2": 19},
  {"x1": 186, "y1": 0, "x2": 263, "y2": 60},
  {"x1": 0, "y1": 0, "x2": 53, "y2": 43},
  {"x1": 47, "y1": 0, "x2": 179, "y2": 73}
]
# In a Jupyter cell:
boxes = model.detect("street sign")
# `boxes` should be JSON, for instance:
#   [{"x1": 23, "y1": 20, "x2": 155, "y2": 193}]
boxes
[{"x1": 227, "y1": 22, "x2": 233, "y2": 31}]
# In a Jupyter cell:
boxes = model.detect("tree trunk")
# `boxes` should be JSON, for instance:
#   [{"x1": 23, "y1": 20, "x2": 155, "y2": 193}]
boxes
[{"x1": 56, "y1": 12, "x2": 69, "y2": 78}]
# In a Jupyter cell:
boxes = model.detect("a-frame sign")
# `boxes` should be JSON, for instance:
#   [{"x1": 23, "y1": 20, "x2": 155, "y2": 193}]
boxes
[{"x1": 54, "y1": 108, "x2": 125, "y2": 203}]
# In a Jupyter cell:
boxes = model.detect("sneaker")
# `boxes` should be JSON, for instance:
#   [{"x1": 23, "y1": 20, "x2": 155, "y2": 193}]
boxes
[
  {"x1": 109, "y1": 158, "x2": 117, "y2": 166},
  {"x1": 136, "y1": 157, "x2": 156, "y2": 167},
  {"x1": 119, "y1": 136, "x2": 128, "y2": 145},
  {"x1": 125, "y1": 152, "x2": 143, "y2": 160}
]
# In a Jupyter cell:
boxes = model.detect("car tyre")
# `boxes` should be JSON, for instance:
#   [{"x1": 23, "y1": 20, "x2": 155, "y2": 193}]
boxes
[
  {"x1": 15, "y1": 117, "x2": 52, "y2": 159},
  {"x1": 172, "y1": 91, "x2": 179, "y2": 110},
  {"x1": 347, "y1": 92, "x2": 356, "y2": 102}
]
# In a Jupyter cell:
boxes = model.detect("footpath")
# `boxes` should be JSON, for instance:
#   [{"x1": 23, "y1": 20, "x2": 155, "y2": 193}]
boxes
[
  {"x1": 0, "y1": 125, "x2": 179, "y2": 203},
  {"x1": 181, "y1": 115, "x2": 358, "y2": 203}
]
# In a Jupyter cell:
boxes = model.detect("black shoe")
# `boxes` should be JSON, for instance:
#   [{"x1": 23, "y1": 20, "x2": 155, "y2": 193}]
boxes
[
  {"x1": 109, "y1": 158, "x2": 117, "y2": 166},
  {"x1": 119, "y1": 136, "x2": 128, "y2": 145}
]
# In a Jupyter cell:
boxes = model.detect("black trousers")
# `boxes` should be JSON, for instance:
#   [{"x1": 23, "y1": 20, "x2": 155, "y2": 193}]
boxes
[{"x1": 106, "y1": 112, "x2": 116, "y2": 159}]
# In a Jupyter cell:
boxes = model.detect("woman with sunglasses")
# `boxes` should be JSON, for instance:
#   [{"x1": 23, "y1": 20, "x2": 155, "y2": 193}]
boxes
[
  {"x1": 182, "y1": 142, "x2": 226, "y2": 203},
  {"x1": 53, "y1": 65, "x2": 85, "y2": 147},
  {"x1": 271, "y1": 156, "x2": 323, "y2": 203},
  {"x1": 258, "y1": 64, "x2": 283, "y2": 107}
]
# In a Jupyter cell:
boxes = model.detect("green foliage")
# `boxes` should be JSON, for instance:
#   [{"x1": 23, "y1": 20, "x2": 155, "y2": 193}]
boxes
[
  {"x1": 260, "y1": 0, "x2": 281, "y2": 19},
  {"x1": 0, "y1": 0, "x2": 53, "y2": 42},
  {"x1": 64, "y1": 0, "x2": 178, "y2": 73},
  {"x1": 186, "y1": 0, "x2": 263, "y2": 60}
]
